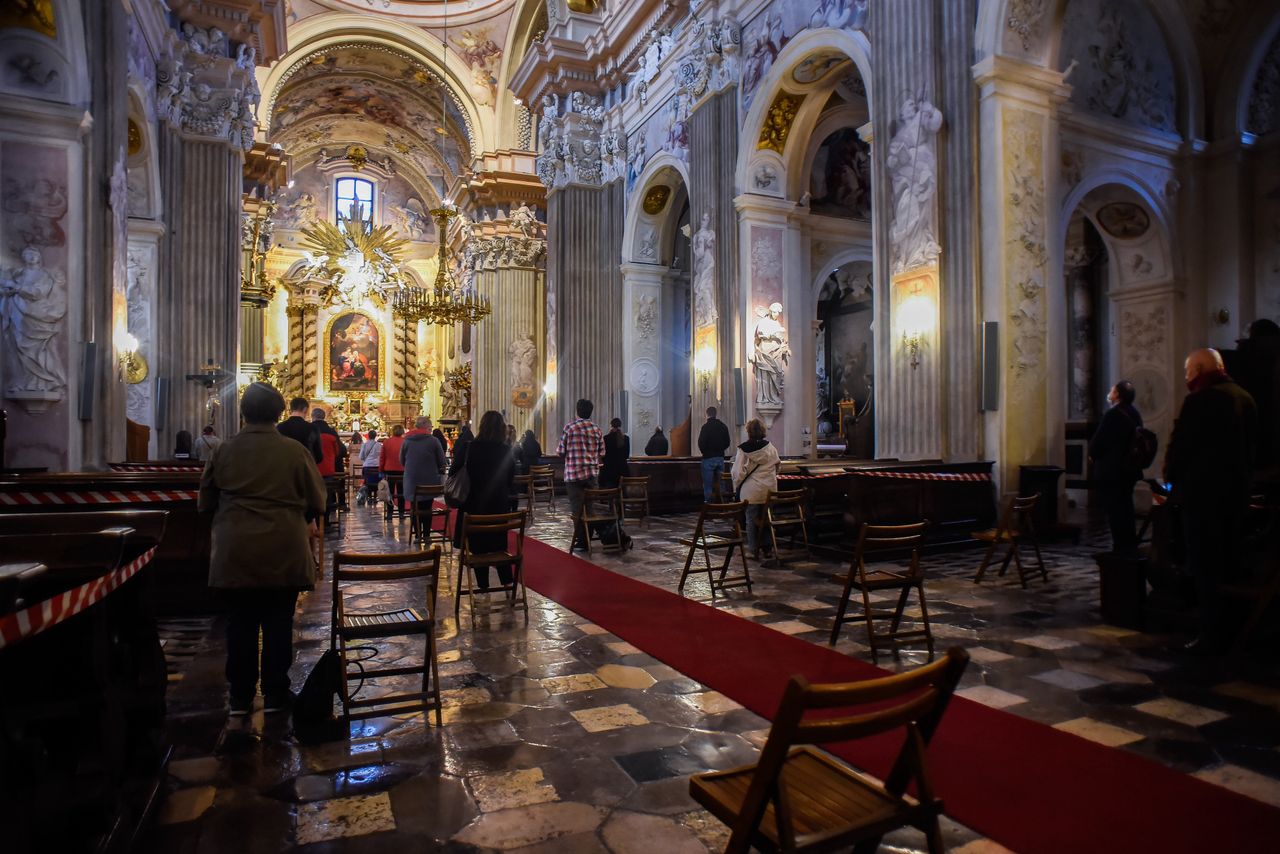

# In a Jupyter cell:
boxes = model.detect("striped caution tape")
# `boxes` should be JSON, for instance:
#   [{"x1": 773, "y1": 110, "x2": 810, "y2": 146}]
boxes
[
  {"x1": 0, "y1": 489, "x2": 198, "y2": 505},
  {"x1": 0, "y1": 545, "x2": 158, "y2": 650},
  {"x1": 848, "y1": 470, "x2": 992, "y2": 482}
]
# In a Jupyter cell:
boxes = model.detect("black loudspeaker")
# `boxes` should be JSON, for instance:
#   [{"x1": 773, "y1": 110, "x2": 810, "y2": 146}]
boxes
[
  {"x1": 156, "y1": 377, "x2": 169, "y2": 432},
  {"x1": 733, "y1": 368, "x2": 746, "y2": 425},
  {"x1": 618, "y1": 389, "x2": 628, "y2": 422},
  {"x1": 981, "y1": 321, "x2": 1000, "y2": 411},
  {"x1": 78, "y1": 342, "x2": 97, "y2": 421}
]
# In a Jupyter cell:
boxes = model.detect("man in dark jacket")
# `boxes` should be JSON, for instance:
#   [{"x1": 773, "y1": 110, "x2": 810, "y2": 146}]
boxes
[
  {"x1": 697, "y1": 406, "x2": 732, "y2": 502},
  {"x1": 277, "y1": 397, "x2": 323, "y2": 463},
  {"x1": 1089, "y1": 380, "x2": 1143, "y2": 554},
  {"x1": 1163, "y1": 348, "x2": 1258, "y2": 653},
  {"x1": 645, "y1": 426, "x2": 669, "y2": 456}
]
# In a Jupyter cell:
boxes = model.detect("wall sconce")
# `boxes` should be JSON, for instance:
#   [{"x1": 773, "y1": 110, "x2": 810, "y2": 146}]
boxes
[
  {"x1": 897, "y1": 288, "x2": 935, "y2": 371},
  {"x1": 694, "y1": 344, "x2": 716, "y2": 390},
  {"x1": 118, "y1": 332, "x2": 148, "y2": 384}
]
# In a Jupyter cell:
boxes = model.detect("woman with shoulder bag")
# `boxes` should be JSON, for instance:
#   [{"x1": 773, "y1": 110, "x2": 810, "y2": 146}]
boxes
[
  {"x1": 451, "y1": 411, "x2": 516, "y2": 590},
  {"x1": 730, "y1": 419, "x2": 781, "y2": 557}
]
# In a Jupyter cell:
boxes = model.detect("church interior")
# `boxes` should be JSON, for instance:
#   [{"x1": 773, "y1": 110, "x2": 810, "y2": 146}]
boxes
[{"x1": 2, "y1": 0, "x2": 1280, "y2": 851}]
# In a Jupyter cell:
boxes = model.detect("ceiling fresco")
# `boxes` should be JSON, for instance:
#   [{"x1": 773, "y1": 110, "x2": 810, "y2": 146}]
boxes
[
  {"x1": 268, "y1": 44, "x2": 474, "y2": 174},
  {"x1": 301, "y1": 0, "x2": 517, "y2": 27}
]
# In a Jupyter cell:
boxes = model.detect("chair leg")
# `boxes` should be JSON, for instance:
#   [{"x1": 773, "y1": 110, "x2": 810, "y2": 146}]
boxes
[
  {"x1": 1009, "y1": 541, "x2": 1028, "y2": 588},
  {"x1": 889, "y1": 584, "x2": 912, "y2": 635},
  {"x1": 974, "y1": 538, "x2": 999, "y2": 583},
  {"x1": 853, "y1": 838, "x2": 884, "y2": 854},
  {"x1": 678, "y1": 544, "x2": 697, "y2": 594},
  {"x1": 831, "y1": 574, "x2": 855, "y2": 646},
  {"x1": 860, "y1": 584, "x2": 879, "y2": 660},
  {"x1": 737, "y1": 543, "x2": 753, "y2": 595},
  {"x1": 923, "y1": 815, "x2": 945, "y2": 854},
  {"x1": 916, "y1": 581, "x2": 935, "y2": 656},
  {"x1": 998, "y1": 540, "x2": 1018, "y2": 578},
  {"x1": 1029, "y1": 531, "x2": 1048, "y2": 582}
]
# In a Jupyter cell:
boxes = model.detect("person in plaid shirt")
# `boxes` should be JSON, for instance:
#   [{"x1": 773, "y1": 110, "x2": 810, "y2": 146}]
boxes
[{"x1": 558, "y1": 398, "x2": 604, "y2": 550}]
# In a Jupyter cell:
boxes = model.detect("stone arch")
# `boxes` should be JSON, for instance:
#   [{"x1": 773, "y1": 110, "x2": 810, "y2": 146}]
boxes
[
  {"x1": 806, "y1": 248, "x2": 876, "y2": 457},
  {"x1": 1054, "y1": 178, "x2": 1180, "y2": 478},
  {"x1": 124, "y1": 86, "x2": 161, "y2": 221},
  {"x1": 621, "y1": 152, "x2": 692, "y2": 441},
  {"x1": 976, "y1": 0, "x2": 1203, "y2": 139},
  {"x1": 259, "y1": 13, "x2": 494, "y2": 157},
  {"x1": 735, "y1": 27, "x2": 874, "y2": 197},
  {"x1": 1220, "y1": 6, "x2": 1280, "y2": 139},
  {"x1": 498, "y1": 0, "x2": 550, "y2": 149}
]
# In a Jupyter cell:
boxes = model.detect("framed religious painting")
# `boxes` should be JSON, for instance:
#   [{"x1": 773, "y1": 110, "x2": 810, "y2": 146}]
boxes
[{"x1": 324, "y1": 311, "x2": 383, "y2": 395}]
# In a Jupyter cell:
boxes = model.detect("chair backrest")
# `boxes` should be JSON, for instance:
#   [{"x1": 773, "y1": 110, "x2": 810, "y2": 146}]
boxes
[
  {"x1": 459, "y1": 511, "x2": 527, "y2": 558},
  {"x1": 619, "y1": 475, "x2": 649, "y2": 496},
  {"x1": 853, "y1": 521, "x2": 927, "y2": 583},
  {"x1": 415, "y1": 484, "x2": 444, "y2": 499},
  {"x1": 765, "y1": 489, "x2": 808, "y2": 520},
  {"x1": 584, "y1": 487, "x2": 621, "y2": 512},
  {"x1": 696, "y1": 500, "x2": 748, "y2": 538},
  {"x1": 1011, "y1": 492, "x2": 1039, "y2": 515},
  {"x1": 729, "y1": 648, "x2": 970, "y2": 850},
  {"x1": 529, "y1": 465, "x2": 554, "y2": 478},
  {"x1": 331, "y1": 548, "x2": 443, "y2": 623}
]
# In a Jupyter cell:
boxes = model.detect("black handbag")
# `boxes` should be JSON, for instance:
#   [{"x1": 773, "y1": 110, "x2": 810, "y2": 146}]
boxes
[
  {"x1": 293, "y1": 648, "x2": 346, "y2": 744},
  {"x1": 444, "y1": 467, "x2": 471, "y2": 508}
]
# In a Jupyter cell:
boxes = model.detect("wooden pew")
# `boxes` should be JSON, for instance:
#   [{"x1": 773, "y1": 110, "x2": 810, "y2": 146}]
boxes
[
  {"x1": 0, "y1": 518, "x2": 169, "y2": 853},
  {"x1": 0, "y1": 471, "x2": 211, "y2": 614}
]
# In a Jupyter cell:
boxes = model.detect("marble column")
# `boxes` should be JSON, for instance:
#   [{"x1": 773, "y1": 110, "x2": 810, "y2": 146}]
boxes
[
  {"x1": 157, "y1": 132, "x2": 244, "y2": 440},
  {"x1": 471, "y1": 237, "x2": 546, "y2": 434},
  {"x1": 974, "y1": 56, "x2": 1070, "y2": 490},
  {"x1": 545, "y1": 183, "x2": 625, "y2": 439},
  {"x1": 689, "y1": 87, "x2": 741, "y2": 432}
]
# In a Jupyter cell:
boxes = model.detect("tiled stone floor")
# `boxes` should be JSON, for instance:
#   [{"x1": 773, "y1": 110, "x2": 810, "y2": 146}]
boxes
[{"x1": 147, "y1": 498, "x2": 1280, "y2": 852}]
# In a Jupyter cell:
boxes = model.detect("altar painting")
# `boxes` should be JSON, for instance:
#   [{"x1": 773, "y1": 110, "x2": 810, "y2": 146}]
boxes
[{"x1": 326, "y1": 311, "x2": 381, "y2": 394}]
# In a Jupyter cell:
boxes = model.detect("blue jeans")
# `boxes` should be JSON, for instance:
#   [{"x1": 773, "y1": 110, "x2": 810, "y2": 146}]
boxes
[{"x1": 701, "y1": 457, "x2": 725, "y2": 503}]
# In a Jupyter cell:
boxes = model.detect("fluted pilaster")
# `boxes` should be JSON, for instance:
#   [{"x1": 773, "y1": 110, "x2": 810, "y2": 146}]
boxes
[
  {"x1": 158, "y1": 131, "x2": 243, "y2": 439},
  {"x1": 474, "y1": 261, "x2": 545, "y2": 434}
]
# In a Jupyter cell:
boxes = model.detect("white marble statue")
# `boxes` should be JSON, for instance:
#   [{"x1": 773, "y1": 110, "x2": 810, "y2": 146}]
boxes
[
  {"x1": 750, "y1": 302, "x2": 790, "y2": 408},
  {"x1": 691, "y1": 211, "x2": 718, "y2": 328},
  {"x1": 508, "y1": 330, "x2": 537, "y2": 391},
  {"x1": 0, "y1": 247, "x2": 67, "y2": 394},
  {"x1": 887, "y1": 97, "x2": 944, "y2": 274}
]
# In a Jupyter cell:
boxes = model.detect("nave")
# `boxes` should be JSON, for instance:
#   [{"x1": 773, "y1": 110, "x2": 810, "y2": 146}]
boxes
[{"x1": 145, "y1": 500, "x2": 1280, "y2": 852}]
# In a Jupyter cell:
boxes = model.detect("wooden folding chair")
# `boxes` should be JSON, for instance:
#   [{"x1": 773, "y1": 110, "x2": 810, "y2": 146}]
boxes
[
  {"x1": 513, "y1": 473, "x2": 535, "y2": 519},
  {"x1": 689, "y1": 648, "x2": 970, "y2": 854},
  {"x1": 759, "y1": 488, "x2": 811, "y2": 564},
  {"x1": 677, "y1": 501, "x2": 753, "y2": 598},
  {"x1": 577, "y1": 487, "x2": 627, "y2": 556},
  {"x1": 529, "y1": 465, "x2": 556, "y2": 513},
  {"x1": 455, "y1": 511, "x2": 528, "y2": 620},
  {"x1": 410, "y1": 484, "x2": 451, "y2": 553},
  {"x1": 717, "y1": 470, "x2": 735, "y2": 502},
  {"x1": 619, "y1": 475, "x2": 651, "y2": 529},
  {"x1": 1226, "y1": 502, "x2": 1280, "y2": 654},
  {"x1": 972, "y1": 493, "x2": 1048, "y2": 587},
  {"x1": 331, "y1": 548, "x2": 443, "y2": 727},
  {"x1": 831, "y1": 521, "x2": 935, "y2": 660}
]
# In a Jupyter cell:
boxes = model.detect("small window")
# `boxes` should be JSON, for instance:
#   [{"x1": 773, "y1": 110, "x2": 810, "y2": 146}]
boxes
[{"x1": 335, "y1": 177, "x2": 375, "y2": 228}]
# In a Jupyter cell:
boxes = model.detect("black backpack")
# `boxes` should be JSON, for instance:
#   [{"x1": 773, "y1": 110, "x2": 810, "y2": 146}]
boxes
[
  {"x1": 293, "y1": 648, "x2": 347, "y2": 745},
  {"x1": 1119, "y1": 409, "x2": 1158, "y2": 471}
]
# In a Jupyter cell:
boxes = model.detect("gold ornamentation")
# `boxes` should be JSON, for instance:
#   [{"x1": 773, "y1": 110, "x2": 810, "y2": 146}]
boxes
[
  {"x1": 346, "y1": 145, "x2": 369, "y2": 171},
  {"x1": 758, "y1": 91, "x2": 805, "y2": 154},
  {"x1": 567, "y1": 0, "x2": 600, "y2": 12},
  {"x1": 322, "y1": 311, "x2": 386, "y2": 398},
  {"x1": 0, "y1": 0, "x2": 56, "y2": 38},
  {"x1": 298, "y1": 210, "x2": 410, "y2": 308},
  {"x1": 642, "y1": 185, "x2": 671, "y2": 215},
  {"x1": 391, "y1": 206, "x2": 491, "y2": 327}
]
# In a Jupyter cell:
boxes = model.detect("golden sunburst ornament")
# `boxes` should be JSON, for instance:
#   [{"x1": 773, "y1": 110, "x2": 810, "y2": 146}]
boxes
[{"x1": 298, "y1": 209, "x2": 410, "y2": 308}]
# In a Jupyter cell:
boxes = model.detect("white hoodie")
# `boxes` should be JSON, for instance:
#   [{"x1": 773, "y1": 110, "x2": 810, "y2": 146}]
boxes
[{"x1": 731, "y1": 439, "x2": 781, "y2": 504}]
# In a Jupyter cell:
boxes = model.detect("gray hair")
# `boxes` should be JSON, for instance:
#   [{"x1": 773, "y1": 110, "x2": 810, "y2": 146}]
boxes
[{"x1": 415, "y1": 415, "x2": 431, "y2": 429}]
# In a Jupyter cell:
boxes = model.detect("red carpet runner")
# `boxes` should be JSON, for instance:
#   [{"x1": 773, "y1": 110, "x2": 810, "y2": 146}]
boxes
[{"x1": 522, "y1": 537, "x2": 1280, "y2": 854}]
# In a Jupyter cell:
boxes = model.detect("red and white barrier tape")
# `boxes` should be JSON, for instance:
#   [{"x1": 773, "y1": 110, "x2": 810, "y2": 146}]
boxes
[
  {"x1": 109, "y1": 464, "x2": 203, "y2": 472},
  {"x1": 0, "y1": 489, "x2": 198, "y2": 506},
  {"x1": 0, "y1": 545, "x2": 158, "y2": 650},
  {"x1": 779, "y1": 472, "x2": 849, "y2": 480},
  {"x1": 850, "y1": 470, "x2": 992, "y2": 482}
]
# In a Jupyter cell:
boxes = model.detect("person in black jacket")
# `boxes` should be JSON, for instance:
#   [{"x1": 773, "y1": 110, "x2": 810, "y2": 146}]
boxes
[
  {"x1": 519, "y1": 430, "x2": 543, "y2": 469},
  {"x1": 697, "y1": 406, "x2": 732, "y2": 502},
  {"x1": 277, "y1": 397, "x2": 323, "y2": 463},
  {"x1": 600, "y1": 418, "x2": 631, "y2": 488},
  {"x1": 644, "y1": 426, "x2": 668, "y2": 456},
  {"x1": 451, "y1": 411, "x2": 515, "y2": 590},
  {"x1": 1089, "y1": 380, "x2": 1143, "y2": 554},
  {"x1": 1163, "y1": 348, "x2": 1259, "y2": 653}
]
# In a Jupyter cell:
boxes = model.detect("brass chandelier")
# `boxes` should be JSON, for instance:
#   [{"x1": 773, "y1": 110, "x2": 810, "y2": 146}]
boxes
[{"x1": 392, "y1": 204, "x2": 491, "y2": 326}]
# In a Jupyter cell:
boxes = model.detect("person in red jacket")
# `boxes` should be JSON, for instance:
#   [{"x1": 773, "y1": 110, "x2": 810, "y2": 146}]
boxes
[
  {"x1": 380, "y1": 424, "x2": 407, "y2": 513},
  {"x1": 316, "y1": 427, "x2": 343, "y2": 523}
]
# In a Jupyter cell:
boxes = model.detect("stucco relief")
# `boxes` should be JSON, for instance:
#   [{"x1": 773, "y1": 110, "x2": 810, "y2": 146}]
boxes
[
  {"x1": 635, "y1": 292, "x2": 657, "y2": 342},
  {"x1": 1059, "y1": 0, "x2": 1176, "y2": 132},
  {"x1": 630, "y1": 358, "x2": 659, "y2": 397},
  {"x1": 1, "y1": 246, "x2": 67, "y2": 403},
  {"x1": 1121, "y1": 304, "x2": 1167, "y2": 367},
  {"x1": 1005, "y1": 0, "x2": 1051, "y2": 54},
  {"x1": 1004, "y1": 109, "x2": 1048, "y2": 379},
  {"x1": 691, "y1": 212, "x2": 718, "y2": 329}
]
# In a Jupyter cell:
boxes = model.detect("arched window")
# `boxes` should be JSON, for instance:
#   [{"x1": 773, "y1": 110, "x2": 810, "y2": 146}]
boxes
[{"x1": 335, "y1": 177, "x2": 375, "y2": 227}]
